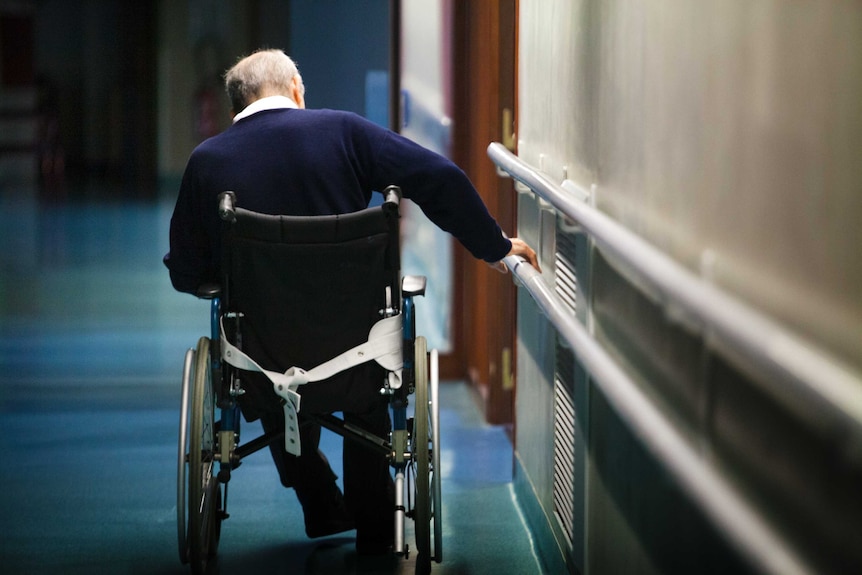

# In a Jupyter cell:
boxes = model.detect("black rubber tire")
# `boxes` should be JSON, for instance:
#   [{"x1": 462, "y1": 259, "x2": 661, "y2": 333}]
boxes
[{"x1": 188, "y1": 337, "x2": 219, "y2": 574}]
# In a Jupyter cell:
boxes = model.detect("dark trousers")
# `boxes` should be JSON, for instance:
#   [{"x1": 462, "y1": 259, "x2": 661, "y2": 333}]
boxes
[{"x1": 258, "y1": 396, "x2": 394, "y2": 545}]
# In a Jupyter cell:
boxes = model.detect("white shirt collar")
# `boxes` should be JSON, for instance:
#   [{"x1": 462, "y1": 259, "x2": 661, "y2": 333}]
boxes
[{"x1": 233, "y1": 95, "x2": 299, "y2": 123}]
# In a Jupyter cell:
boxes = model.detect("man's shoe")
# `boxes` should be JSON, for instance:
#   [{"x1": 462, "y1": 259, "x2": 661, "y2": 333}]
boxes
[
  {"x1": 355, "y1": 520, "x2": 394, "y2": 555},
  {"x1": 356, "y1": 539, "x2": 393, "y2": 556},
  {"x1": 306, "y1": 514, "x2": 355, "y2": 538},
  {"x1": 306, "y1": 515, "x2": 355, "y2": 538},
  {"x1": 304, "y1": 490, "x2": 355, "y2": 538}
]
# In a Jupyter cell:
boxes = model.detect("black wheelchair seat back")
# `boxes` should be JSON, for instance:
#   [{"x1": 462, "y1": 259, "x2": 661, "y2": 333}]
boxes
[{"x1": 222, "y1": 198, "x2": 401, "y2": 417}]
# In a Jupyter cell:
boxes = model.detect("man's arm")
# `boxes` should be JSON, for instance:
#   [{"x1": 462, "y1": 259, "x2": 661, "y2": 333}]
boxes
[
  {"x1": 487, "y1": 237, "x2": 541, "y2": 273},
  {"x1": 365, "y1": 122, "x2": 540, "y2": 271},
  {"x1": 163, "y1": 156, "x2": 216, "y2": 294},
  {"x1": 369, "y1": 127, "x2": 512, "y2": 262}
]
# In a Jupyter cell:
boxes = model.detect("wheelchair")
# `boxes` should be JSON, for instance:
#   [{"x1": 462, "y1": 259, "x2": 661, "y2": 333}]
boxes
[{"x1": 176, "y1": 186, "x2": 442, "y2": 574}]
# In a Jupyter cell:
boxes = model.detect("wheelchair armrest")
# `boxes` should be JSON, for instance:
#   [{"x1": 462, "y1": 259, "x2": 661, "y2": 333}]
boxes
[
  {"x1": 219, "y1": 191, "x2": 237, "y2": 222},
  {"x1": 402, "y1": 275, "x2": 426, "y2": 297},
  {"x1": 195, "y1": 283, "x2": 222, "y2": 299},
  {"x1": 383, "y1": 185, "x2": 401, "y2": 207}
]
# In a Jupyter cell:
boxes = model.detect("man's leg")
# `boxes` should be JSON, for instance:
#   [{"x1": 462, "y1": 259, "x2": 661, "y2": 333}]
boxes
[
  {"x1": 343, "y1": 398, "x2": 395, "y2": 554},
  {"x1": 259, "y1": 410, "x2": 354, "y2": 538}
]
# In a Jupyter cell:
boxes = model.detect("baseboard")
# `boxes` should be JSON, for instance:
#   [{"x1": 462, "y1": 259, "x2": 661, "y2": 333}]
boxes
[{"x1": 513, "y1": 449, "x2": 573, "y2": 575}]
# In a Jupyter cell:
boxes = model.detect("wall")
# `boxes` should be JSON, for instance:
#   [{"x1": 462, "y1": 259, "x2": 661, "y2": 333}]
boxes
[
  {"x1": 513, "y1": 2, "x2": 862, "y2": 574},
  {"x1": 29, "y1": 0, "x2": 157, "y2": 187},
  {"x1": 289, "y1": 0, "x2": 389, "y2": 115},
  {"x1": 157, "y1": 0, "x2": 254, "y2": 185},
  {"x1": 157, "y1": 0, "x2": 389, "y2": 185}
]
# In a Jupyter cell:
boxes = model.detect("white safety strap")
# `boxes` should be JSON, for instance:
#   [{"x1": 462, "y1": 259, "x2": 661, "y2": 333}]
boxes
[{"x1": 219, "y1": 314, "x2": 403, "y2": 456}]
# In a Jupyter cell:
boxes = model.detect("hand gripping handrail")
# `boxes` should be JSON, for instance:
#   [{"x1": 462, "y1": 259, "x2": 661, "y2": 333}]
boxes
[{"x1": 488, "y1": 141, "x2": 862, "y2": 575}]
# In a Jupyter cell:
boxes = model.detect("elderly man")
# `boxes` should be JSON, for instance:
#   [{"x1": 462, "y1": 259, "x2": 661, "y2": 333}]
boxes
[{"x1": 165, "y1": 49, "x2": 538, "y2": 555}]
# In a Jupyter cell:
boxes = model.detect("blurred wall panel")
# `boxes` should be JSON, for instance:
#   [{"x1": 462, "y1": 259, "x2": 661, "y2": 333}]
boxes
[{"x1": 514, "y1": 2, "x2": 862, "y2": 574}]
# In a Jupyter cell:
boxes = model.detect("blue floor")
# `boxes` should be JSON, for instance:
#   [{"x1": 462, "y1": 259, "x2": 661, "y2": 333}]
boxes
[{"x1": 0, "y1": 189, "x2": 544, "y2": 575}]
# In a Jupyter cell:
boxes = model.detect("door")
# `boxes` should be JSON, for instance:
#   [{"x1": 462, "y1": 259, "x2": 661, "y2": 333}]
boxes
[{"x1": 451, "y1": 0, "x2": 518, "y2": 424}]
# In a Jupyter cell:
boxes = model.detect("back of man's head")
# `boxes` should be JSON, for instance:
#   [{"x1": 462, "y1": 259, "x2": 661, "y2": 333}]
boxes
[{"x1": 224, "y1": 49, "x2": 303, "y2": 114}]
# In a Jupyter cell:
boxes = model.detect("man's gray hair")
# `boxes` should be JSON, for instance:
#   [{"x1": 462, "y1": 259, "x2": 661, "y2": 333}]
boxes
[{"x1": 224, "y1": 49, "x2": 304, "y2": 114}]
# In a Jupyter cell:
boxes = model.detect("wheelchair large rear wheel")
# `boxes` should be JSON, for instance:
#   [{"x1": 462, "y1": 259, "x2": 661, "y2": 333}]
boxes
[
  {"x1": 187, "y1": 337, "x2": 221, "y2": 574},
  {"x1": 412, "y1": 337, "x2": 442, "y2": 572},
  {"x1": 430, "y1": 349, "x2": 442, "y2": 562}
]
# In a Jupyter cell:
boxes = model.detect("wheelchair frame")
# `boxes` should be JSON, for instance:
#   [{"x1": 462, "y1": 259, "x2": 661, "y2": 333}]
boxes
[{"x1": 176, "y1": 187, "x2": 442, "y2": 574}]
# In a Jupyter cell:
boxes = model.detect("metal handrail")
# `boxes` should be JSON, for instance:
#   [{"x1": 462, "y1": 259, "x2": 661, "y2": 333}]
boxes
[
  {"x1": 488, "y1": 142, "x2": 862, "y2": 441},
  {"x1": 503, "y1": 254, "x2": 814, "y2": 575},
  {"x1": 490, "y1": 141, "x2": 862, "y2": 575}
]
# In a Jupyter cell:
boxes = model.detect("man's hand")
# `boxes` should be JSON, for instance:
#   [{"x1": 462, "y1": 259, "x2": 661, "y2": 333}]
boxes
[{"x1": 487, "y1": 237, "x2": 541, "y2": 274}]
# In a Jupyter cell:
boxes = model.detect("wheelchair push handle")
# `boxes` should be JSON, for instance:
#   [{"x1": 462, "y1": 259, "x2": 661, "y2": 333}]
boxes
[
  {"x1": 383, "y1": 185, "x2": 401, "y2": 207},
  {"x1": 219, "y1": 191, "x2": 237, "y2": 222},
  {"x1": 220, "y1": 187, "x2": 400, "y2": 219}
]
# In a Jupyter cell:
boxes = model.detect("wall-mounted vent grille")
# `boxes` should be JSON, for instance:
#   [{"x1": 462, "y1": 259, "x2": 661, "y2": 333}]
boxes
[
  {"x1": 553, "y1": 342, "x2": 576, "y2": 546},
  {"x1": 555, "y1": 231, "x2": 578, "y2": 315},
  {"x1": 554, "y1": 228, "x2": 580, "y2": 547}
]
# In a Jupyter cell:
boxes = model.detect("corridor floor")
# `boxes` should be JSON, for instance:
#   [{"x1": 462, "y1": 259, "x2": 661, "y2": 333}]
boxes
[{"x1": 0, "y1": 190, "x2": 544, "y2": 575}]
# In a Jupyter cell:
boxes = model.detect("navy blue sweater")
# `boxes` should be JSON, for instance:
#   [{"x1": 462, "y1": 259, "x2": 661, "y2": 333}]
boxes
[{"x1": 164, "y1": 107, "x2": 511, "y2": 294}]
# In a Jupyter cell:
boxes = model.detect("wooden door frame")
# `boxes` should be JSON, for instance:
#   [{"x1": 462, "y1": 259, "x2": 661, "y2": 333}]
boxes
[{"x1": 450, "y1": 0, "x2": 518, "y2": 424}]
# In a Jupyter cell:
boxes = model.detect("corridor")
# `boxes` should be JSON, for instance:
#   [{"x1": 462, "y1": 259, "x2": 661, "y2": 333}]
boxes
[{"x1": 0, "y1": 188, "x2": 544, "y2": 575}]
